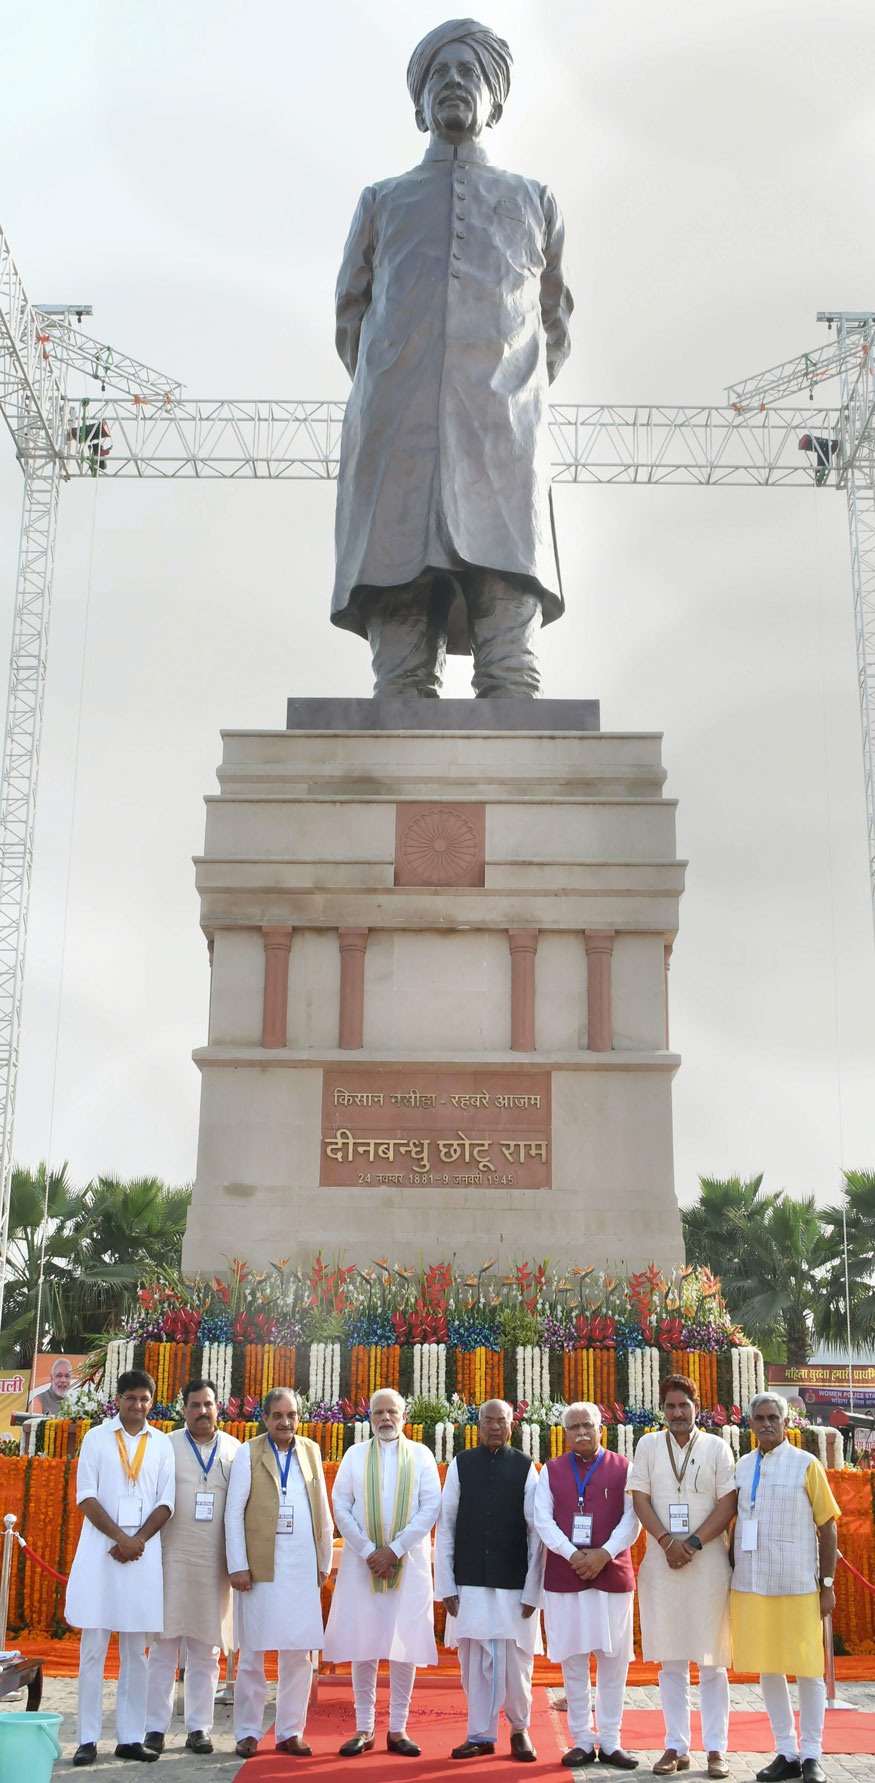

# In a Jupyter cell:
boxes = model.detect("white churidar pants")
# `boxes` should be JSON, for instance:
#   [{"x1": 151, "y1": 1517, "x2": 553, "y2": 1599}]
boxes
[
  {"x1": 146, "y1": 1635, "x2": 221, "y2": 1734},
  {"x1": 233, "y1": 1648, "x2": 313, "y2": 1743},
  {"x1": 351, "y1": 1659, "x2": 417, "y2": 1734},
  {"x1": 77, "y1": 1627, "x2": 149, "y2": 1746},
  {"x1": 562, "y1": 1649, "x2": 629, "y2": 1755},
  {"x1": 459, "y1": 1638, "x2": 533, "y2": 1744},
  {"x1": 759, "y1": 1674, "x2": 826, "y2": 1761},
  {"x1": 658, "y1": 1661, "x2": 730, "y2": 1756}
]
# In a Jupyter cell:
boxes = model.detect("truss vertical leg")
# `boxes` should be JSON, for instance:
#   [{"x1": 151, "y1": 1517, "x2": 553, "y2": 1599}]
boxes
[
  {"x1": 0, "y1": 450, "x2": 62, "y2": 1328},
  {"x1": 845, "y1": 468, "x2": 875, "y2": 944}
]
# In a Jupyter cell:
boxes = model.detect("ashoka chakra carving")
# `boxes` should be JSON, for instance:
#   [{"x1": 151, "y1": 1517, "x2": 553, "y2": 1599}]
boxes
[{"x1": 400, "y1": 807, "x2": 480, "y2": 884}]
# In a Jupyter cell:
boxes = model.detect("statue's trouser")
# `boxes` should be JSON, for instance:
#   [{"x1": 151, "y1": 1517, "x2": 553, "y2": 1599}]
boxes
[{"x1": 360, "y1": 569, "x2": 542, "y2": 698}]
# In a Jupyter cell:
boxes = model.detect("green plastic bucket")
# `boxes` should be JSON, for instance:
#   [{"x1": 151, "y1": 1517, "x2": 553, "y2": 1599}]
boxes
[{"x1": 0, "y1": 1711, "x2": 63, "y2": 1782}]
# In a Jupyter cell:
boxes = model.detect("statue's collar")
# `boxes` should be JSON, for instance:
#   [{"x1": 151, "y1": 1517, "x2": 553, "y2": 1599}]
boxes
[{"x1": 422, "y1": 138, "x2": 493, "y2": 166}]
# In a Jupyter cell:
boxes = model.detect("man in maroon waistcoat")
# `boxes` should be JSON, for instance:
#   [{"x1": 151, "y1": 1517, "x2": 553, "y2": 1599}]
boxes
[{"x1": 534, "y1": 1402, "x2": 640, "y2": 1769}]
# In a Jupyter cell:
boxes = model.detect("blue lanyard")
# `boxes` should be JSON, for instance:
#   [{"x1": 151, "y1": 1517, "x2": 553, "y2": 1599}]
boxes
[
  {"x1": 269, "y1": 1437, "x2": 294, "y2": 1494},
  {"x1": 185, "y1": 1431, "x2": 218, "y2": 1481},
  {"x1": 750, "y1": 1447, "x2": 763, "y2": 1511},
  {"x1": 570, "y1": 1445, "x2": 605, "y2": 1506}
]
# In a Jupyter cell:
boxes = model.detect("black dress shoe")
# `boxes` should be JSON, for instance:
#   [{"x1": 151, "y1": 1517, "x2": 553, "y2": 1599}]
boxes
[
  {"x1": 114, "y1": 1745, "x2": 160, "y2": 1763},
  {"x1": 563, "y1": 1751, "x2": 597, "y2": 1768},
  {"x1": 340, "y1": 1732, "x2": 376, "y2": 1756},
  {"x1": 72, "y1": 1747, "x2": 97, "y2": 1769},
  {"x1": 388, "y1": 1732, "x2": 422, "y2": 1756},
  {"x1": 276, "y1": 1735, "x2": 312, "y2": 1756},
  {"x1": 756, "y1": 1761, "x2": 802, "y2": 1782},
  {"x1": 452, "y1": 1740, "x2": 496, "y2": 1759},
  {"x1": 510, "y1": 1728, "x2": 537, "y2": 1762},
  {"x1": 801, "y1": 1764, "x2": 827, "y2": 1783},
  {"x1": 599, "y1": 1753, "x2": 639, "y2": 1771},
  {"x1": 143, "y1": 1732, "x2": 165, "y2": 1754},
  {"x1": 185, "y1": 1731, "x2": 214, "y2": 1754}
]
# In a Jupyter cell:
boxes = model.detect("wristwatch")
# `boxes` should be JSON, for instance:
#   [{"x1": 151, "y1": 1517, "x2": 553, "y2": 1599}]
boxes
[
  {"x1": 820, "y1": 1575, "x2": 834, "y2": 1588},
  {"x1": 687, "y1": 1535, "x2": 703, "y2": 1551}
]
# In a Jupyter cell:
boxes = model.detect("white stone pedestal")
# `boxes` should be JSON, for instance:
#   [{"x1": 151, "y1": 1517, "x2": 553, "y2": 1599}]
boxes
[{"x1": 184, "y1": 702, "x2": 686, "y2": 1275}]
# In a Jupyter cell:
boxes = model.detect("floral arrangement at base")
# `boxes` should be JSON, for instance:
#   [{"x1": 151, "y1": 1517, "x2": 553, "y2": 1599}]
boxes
[{"x1": 28, "y1": 1255, "x2": 838, "y2": 1468}]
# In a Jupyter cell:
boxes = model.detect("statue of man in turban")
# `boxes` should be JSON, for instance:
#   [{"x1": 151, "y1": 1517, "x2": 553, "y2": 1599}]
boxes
[{"x1": 331, "y1": 19, "x2": 573, "y2": 699}]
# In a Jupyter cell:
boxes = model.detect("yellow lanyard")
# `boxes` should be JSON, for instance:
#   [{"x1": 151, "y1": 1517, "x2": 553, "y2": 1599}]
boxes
[{"x1": 116, "y1": 1428, "x2": 148, "y2": 1488}]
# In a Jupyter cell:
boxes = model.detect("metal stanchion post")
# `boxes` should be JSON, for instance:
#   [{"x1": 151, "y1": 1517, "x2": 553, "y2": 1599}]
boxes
[
  {"x1": 175, "y1": 1637, "x2": 187, "y2": 1721},
  {"x1": 217, "y1": 1648, "x2": 235, "y2": 1705},
  {"x1": 824, "y1": 1601, "x2": 857, "y2": 1712},
  {"x1": 0, "y1": 1514, "x2": 17, "y2": 1651}
]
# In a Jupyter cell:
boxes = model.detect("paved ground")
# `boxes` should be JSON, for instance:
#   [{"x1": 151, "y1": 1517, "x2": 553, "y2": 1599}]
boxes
[{"x1": 3, "y1": 1676, "x2": 873, "y2": 1778}]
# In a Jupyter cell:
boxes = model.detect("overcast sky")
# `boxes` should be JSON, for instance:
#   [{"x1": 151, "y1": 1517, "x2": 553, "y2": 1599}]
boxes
[{"x1": 0, "y1": 0, "x2": 872, "y2": 1223}]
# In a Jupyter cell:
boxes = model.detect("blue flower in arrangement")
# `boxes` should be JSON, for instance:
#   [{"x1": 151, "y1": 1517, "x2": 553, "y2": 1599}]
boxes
[
  {"x1": 199, "y1": 1316, "x2": 233, "y2": 1344},
  {"x1": 347, "y1": 1312, "x2": 397, "y2": 1346},
  {"x1": 541, "y1": 1315, "x2": 572, "y2": 1351}
]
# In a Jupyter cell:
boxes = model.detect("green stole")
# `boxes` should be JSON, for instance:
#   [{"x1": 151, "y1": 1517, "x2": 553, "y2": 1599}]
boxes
[{"x1": 364, "y1": 1433, "x2": 415, "y2": 1593}]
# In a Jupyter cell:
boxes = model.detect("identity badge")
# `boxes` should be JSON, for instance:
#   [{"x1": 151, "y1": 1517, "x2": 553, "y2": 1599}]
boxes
[
  {"x1": 277, "y1": 1505, "x2": 295, "y2": 1534},
  {"x1": 194, "y1": 1492, "x2": 215, "y2": 1522},
  {"x1": 117, "y1": 1495, "x2": 143, "y2": 1530},
  {"x1": 668, "y1": 1502, "x2": 690, "y2": 1535},
  {"x1": 741, "y1": 1519, "x2": 758, "y2": 1551},
  {"x1": 572, "y1": 1513, "x2": 593, "y2": 1547}
]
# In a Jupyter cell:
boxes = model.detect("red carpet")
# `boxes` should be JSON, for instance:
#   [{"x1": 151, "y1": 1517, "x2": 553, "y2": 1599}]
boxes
[
  {"x1": 251, "y1": 1679, "x2": 563, "y2": 1778},
  {"x1": 618, "y1": 1709, "x2": 875, "y2": 1756}
]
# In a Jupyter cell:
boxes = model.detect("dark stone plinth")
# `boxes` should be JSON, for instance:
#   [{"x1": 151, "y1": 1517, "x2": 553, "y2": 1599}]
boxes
[{"x1": 285, "y1": 696, "x2": 600, "y2": 732}]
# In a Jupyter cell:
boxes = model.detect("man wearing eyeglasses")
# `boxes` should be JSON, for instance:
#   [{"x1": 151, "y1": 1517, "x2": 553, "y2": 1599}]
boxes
[{"x1": 534, "y1": 1402, "x2": 640, "y2": 1769}]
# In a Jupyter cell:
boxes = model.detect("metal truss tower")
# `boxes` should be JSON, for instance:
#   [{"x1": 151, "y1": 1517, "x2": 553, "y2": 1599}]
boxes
[{"x1": 0, "y1": 213, "x2": 872, "y2": 1331}]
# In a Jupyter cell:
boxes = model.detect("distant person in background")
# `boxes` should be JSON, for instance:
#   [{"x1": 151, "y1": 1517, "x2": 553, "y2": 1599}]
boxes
[
  {"x1": 65, "y1": 1368, "x2": 175, "y2": 1767},
  {"x1": 29, "y1": 1355, "x2": 74, "y2": 1415},
  {"x1": 731, "y1": 1392, "x2": 840, "y2": 1783}
]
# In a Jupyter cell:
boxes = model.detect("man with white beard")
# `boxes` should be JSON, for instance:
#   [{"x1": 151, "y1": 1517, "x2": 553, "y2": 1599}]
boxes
[
  {"x1": 434, "y1": 1399, "x2": 544, "y2": 1763},
  {"x1": 323, "y1": 1388, "x2": 441, "y2": 1756}
]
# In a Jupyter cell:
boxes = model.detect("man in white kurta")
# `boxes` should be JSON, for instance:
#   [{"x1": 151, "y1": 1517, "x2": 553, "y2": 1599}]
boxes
[
  {"x1": 534, "y1": 1402, "x2": 640, "y2": 1768},
  {"x1": 145, "y1": 1379, "x2": 240, "y2": 1755},
  {"x1": 628, "y1": 1374, "x2": 737, "y2": 1780},
  {"x1": 66, "y1": 1370, "x2": 175, "y2": 1767},
  {"x1": 434, "y1": 1399, "x2": 545, "y2": 1762},
  {"x1": 323, "y1": 1388, "x2": 441, "y2": 1756},
  {"x1": 225, "y1": 1388, "x2": 332, "y2": 1758}
]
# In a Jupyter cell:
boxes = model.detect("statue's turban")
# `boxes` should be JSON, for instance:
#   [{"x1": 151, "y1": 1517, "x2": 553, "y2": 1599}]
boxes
[{"x1": 407, "y1": 19, "x2": 513, "y2": 110}]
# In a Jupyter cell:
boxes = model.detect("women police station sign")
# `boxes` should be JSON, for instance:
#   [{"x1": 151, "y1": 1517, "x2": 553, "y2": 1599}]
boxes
[{"x1": 320, "y1": 1069, "x2": 552, "y2": 1192}]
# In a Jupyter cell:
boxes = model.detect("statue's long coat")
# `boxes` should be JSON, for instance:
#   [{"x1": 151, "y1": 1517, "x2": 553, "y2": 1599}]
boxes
[{"x1": 331, "y1": 138, "x2": 573, "y2": 654}]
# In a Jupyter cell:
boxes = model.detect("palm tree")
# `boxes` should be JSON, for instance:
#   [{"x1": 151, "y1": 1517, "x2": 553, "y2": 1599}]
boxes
[
  {"x1": 69, "y1": 1175, "x2": 191, "y2": 1339},
  {"x1": 0, "y1": 1163, "x2": 93, "y2": 1364},
  {"x1": 683, "y1": 1176, "x2": 826, "y2": 1366},
  {"x1": 815, "y1": 1170, "x2": 875, "y2": 1351}
]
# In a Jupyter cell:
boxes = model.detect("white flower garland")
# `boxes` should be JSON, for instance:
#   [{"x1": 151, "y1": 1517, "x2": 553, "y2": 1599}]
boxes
[
  {"x1": 308, "y1": 1341, "x2": 340, "y2": 1406},
  {"x1": 722, "y1": 1424, "x2": 740, "y2": 1457},
  {"x1": 730, "y1": 1346, "x2": 765, "y2": 1415},
  {"x1": 201, "y1": 1341, "x2": 233, "y2": 1408},
  {"x1": 413, "y1": 1344, "x2": 447, "y2": 1401},
  {"x1": 645, "y1": 1347, "x2": 660, "y2": 1411},
  {"x1": 434, "y1": 1421, "x2": 455, "y2": 1463},
  {"x1": 616, "y1": 1423, "x2": 635, "y2": 1458},
  {"x1": 520, "y1": 1421, "x2": 541, "y2": 1462},
  {"x1": 102, "y1": 1338, "x2": 134, "y2": 1402},
  {"x1": 516, "y1": 1346, "x2": 549, "y2": 1407},
  {"x1": 354, "y1": 1420, "x2": 368, "y2": 1444}
]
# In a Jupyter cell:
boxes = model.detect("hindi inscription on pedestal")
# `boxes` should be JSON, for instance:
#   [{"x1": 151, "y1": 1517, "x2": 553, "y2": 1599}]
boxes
[{"x1": 321, "y1": 1069, "x2": 551, "y2": 1192}]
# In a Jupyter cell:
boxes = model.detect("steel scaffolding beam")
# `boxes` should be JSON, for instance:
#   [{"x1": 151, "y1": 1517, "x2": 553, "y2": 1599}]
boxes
[{"x1": 60, "y1": 396, "x2": 842, "y2": 484}]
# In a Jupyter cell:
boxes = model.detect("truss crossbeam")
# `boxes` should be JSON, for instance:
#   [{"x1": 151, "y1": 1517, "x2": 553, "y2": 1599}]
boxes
[
  {"x1": 34, "y1": 312, "x2": 183, "y2": 404},
  {"x1": 727, "y1": 319, "x2": 874, "y2": 412},
  {"x1": 0, "y1": 230, "x2": 67, "y2": 463},
  {"x1": 62, "y1": 398, "x2": 841, "y2": 484}
]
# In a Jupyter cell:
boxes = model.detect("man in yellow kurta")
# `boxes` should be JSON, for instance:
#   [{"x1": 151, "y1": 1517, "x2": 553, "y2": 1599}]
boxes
[{"x1": 731, "y1": 1393, "x2": 840, "y2": 1783}]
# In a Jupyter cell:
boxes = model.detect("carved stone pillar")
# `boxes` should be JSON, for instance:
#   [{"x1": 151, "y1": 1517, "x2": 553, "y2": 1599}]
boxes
[
  {"x1": 585, "y1": 929, "x2": 615, "y2": 1052},
  {"x1": 338, "y1": 928, "x2": 369, "y2": 1050},
  {"x1": 261, "y1": 926, "x2": 292, "y2": 1049},
  {"x1": 664, "y1": 940, "x2": 673, "y2": 1049},
  {"x1": 508, "y1": 929, "x2": 538, "y2": 1052}
]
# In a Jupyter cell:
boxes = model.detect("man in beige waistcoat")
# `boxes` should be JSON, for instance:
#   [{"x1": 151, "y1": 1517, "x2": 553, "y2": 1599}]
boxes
[
  {"x1": 144, "y1": 1379, "x2": 239, "y2": 1756},
  {"x1": 628, "y1": 1374, "x2": 737, "y2": 1780},
  {"x1": 225, "y1": 1388, "x2": 332, "y2": 1759}
]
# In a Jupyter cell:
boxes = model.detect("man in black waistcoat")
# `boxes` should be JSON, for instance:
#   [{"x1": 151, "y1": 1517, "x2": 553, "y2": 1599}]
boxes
[{"x1": 434, "y1": 1399, "x2": 544, "y2": 1761}]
